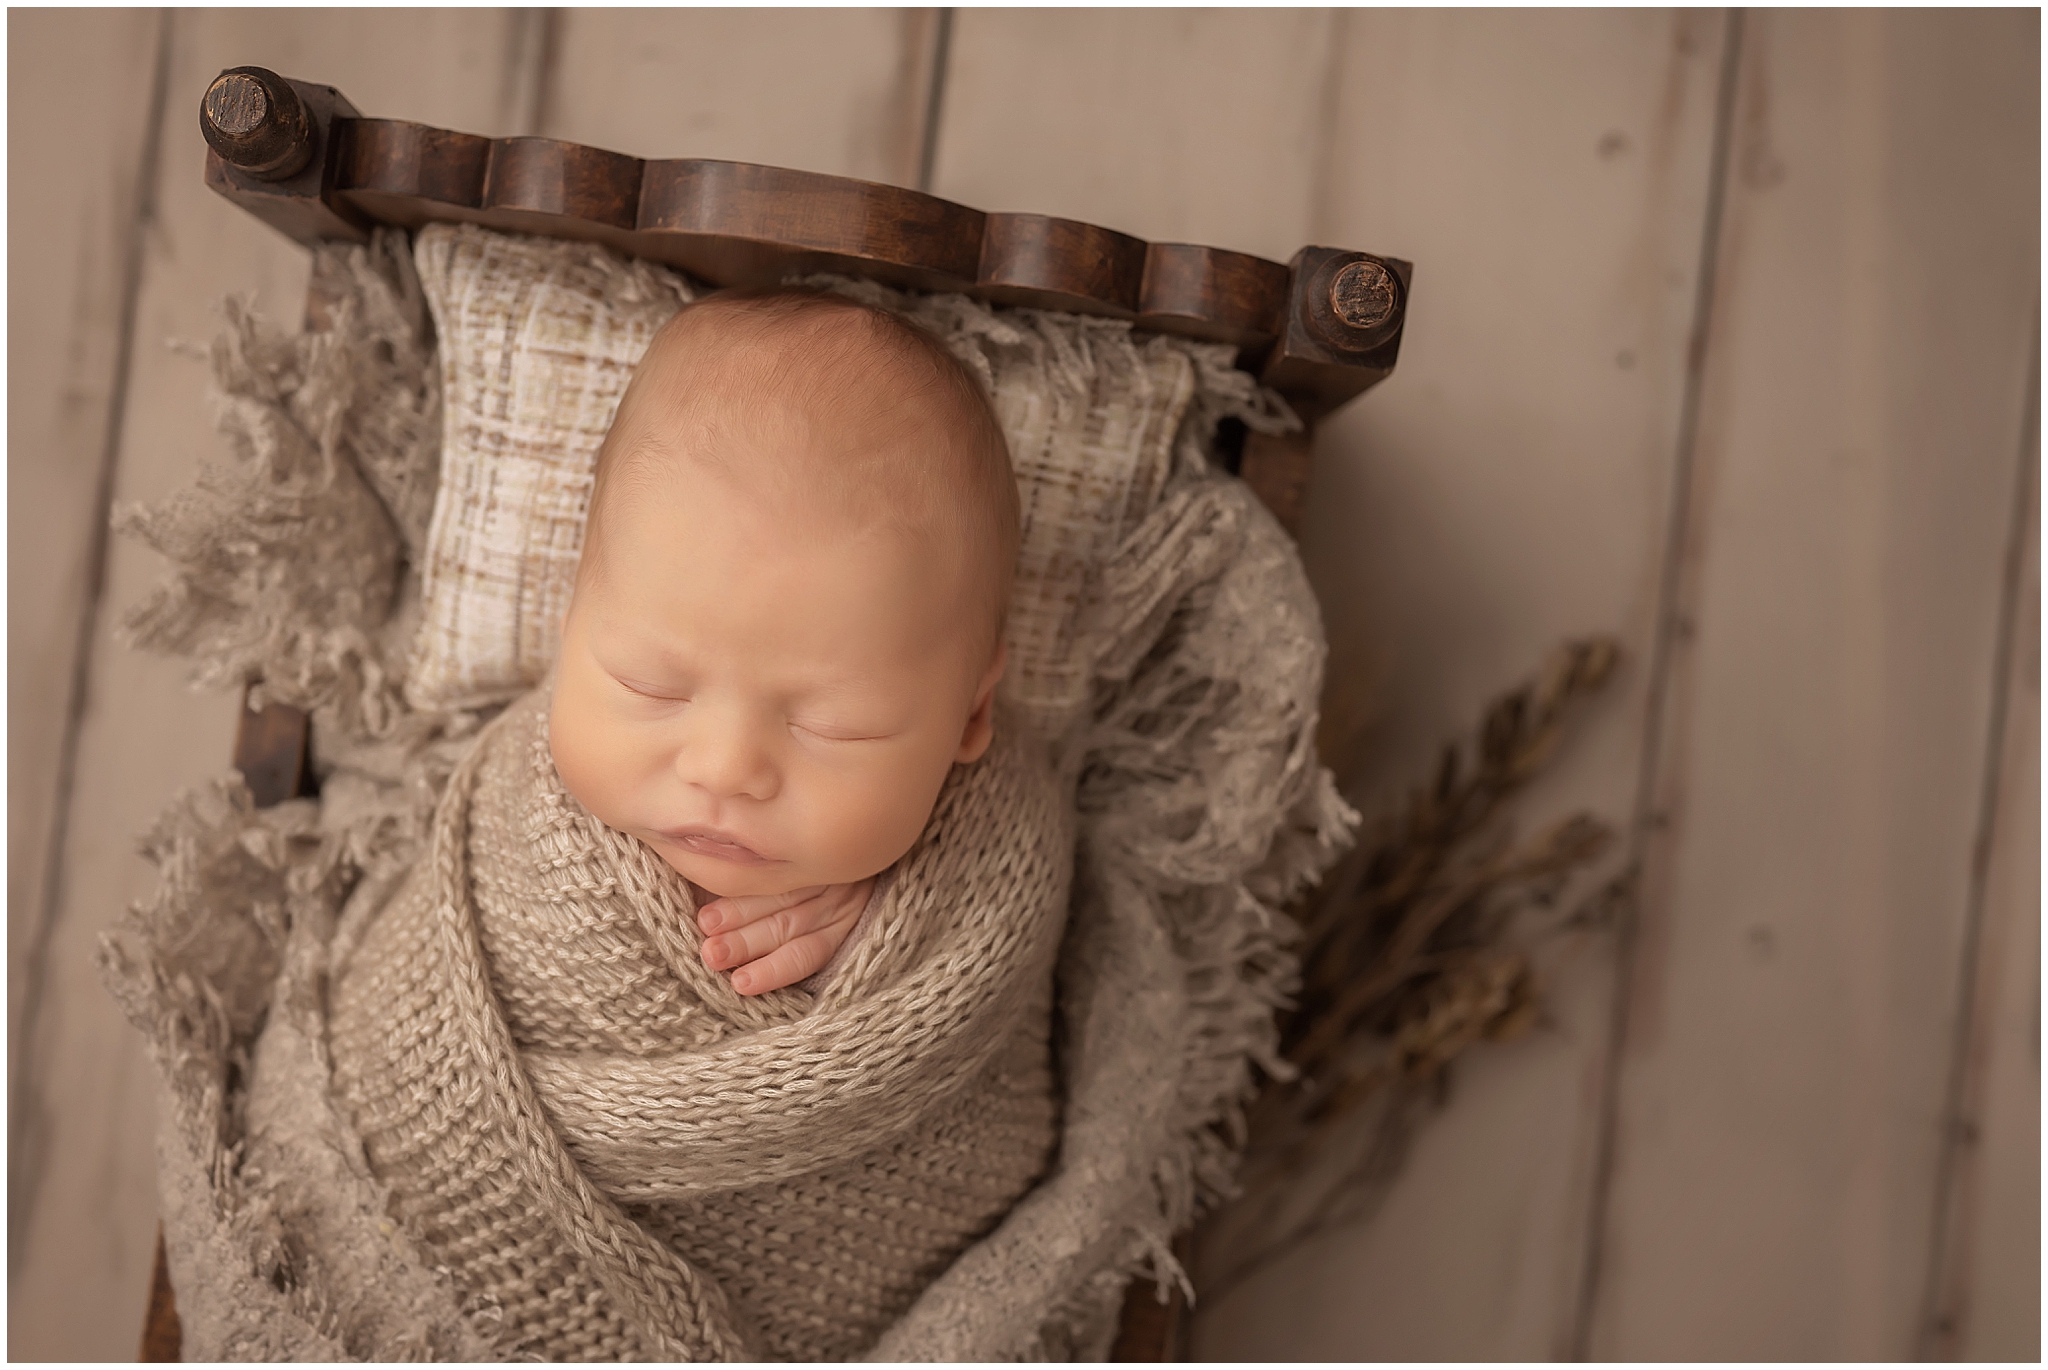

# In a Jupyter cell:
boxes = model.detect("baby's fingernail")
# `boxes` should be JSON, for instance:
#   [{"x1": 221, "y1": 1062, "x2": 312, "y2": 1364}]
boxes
[
  {"x1": 698, "y1": 905, "x2": 723, "y2": 933},
  {"x1": 701, "y1": 938, "x2": 728, "y2": 969},
  {"x1": 730, "y1": 969, "x2": 754, "y2": 994}
]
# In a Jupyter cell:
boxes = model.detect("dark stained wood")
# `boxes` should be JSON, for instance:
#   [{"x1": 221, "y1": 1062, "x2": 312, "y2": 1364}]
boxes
[
  {"x1": 231, "y1": 689, "x2": 309, "y2": 809},
  {"x1": 202, "y1": 73, "x2": 369, "y2": 245},
  {"x1": 197, "y1": 68, "x2": 1412, "y2": 398},
  {"x1": 634, "y1": 158, "x2": 987, "y2": 292},
  {"x1": 1326, "y1": 256, "x2": 1401, "y2": 335},
  {"x1": 139, "y1": 1224, "x2": 180, "y2": 1361},
  {"x1": 641, "y1": 160, "x2": 981, "y2": 273},
  {"x1": 337, "y1": 118, "x2": 492, "y2": 210},
  {"x1": 1140, "y1": 242, "x2": 1291, "y2": 347},
  {"x1": 1289, "y1": 247, "x2": 1408, "y2": 358},
  {"x1": 1240, "y1": 428, "x2": 1315, "y2": 536},
  {"x1": 485, "y1": 137, "x2": 642, "y2": 228},
  {"x1": 976, "y1": 212, "x2": 1146, "y2": 316},
  {"x1": 201, "y1": 68, "x2": 312, "y2": 180},
  {"x1": 1260, "y1": 246, "x2": 1412, "y2": 420},
  {"x1": 1110, "y1": 1268, "x2": 1188, "y2": 1361}
]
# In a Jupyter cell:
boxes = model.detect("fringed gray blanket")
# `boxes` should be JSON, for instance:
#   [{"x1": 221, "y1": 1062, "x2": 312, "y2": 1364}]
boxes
[{"x1": 98, "y1": 234, "x2": 1357, "y2": 1360}]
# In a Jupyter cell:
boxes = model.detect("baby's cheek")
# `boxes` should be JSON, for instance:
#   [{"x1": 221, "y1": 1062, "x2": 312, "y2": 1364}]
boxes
[
  {"x1": 549, "y1": 687, "x2": 632, "y2": 826},
  {"x1": 801, "y1": 751, "x2": 950, "y2": 880}
]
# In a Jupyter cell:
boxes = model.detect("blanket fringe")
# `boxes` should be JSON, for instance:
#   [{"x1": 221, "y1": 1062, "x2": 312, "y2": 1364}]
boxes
[{"x1": 116, "y1": 231, "x2": 436, "y2": 737}]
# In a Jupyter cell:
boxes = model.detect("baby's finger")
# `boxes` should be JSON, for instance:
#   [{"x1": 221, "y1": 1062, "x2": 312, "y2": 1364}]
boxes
[
  {"x1": 697, "y1": 886, "x2": 824, "y2": 935},
  {"x1": 730, "y1": 916, "x2": 861, "y2": 996},
  {"x1": 700, "y1": 887, "x2": 854, "y2": 971}
]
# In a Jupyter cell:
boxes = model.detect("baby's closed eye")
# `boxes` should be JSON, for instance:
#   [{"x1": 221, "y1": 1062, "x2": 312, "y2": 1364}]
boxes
[
  {"x1": 610, "y1": 672, "x2": 692, "y2": 703},
  {"x1": 623, "y1": 687, "x2": 691, "y2": 709},
  {"x1": 788, "y1": 716, "x2": 894, "y2": 743}
]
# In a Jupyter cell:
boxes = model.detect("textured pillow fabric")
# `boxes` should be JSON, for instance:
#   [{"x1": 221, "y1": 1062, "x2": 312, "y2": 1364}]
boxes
[
  {"x1": 407, "y1": 224, "x2": 692, "y2": 709},
  {"x1": 406, "y1": 223, "x2": 1292, "y2": 741},
  {"x1": 878, "y1": 285, "x2": 1200, "y2": 740}
]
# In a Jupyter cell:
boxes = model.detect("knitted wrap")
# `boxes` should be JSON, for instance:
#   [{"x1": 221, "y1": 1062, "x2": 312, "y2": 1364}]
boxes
[{"x1": 327, "y1": 690, "x2": 1070, "y2": 1360}]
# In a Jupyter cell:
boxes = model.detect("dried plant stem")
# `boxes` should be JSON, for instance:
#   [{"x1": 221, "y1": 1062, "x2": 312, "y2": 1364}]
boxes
[{"x1": 1195, "y1": 638, "x2": 1625, "y2": 1303}]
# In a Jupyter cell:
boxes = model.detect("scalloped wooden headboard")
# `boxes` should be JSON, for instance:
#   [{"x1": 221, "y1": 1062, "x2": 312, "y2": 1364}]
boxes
[{"x1": 200, "y1": 66, "x2": 1409, "y2": 427}]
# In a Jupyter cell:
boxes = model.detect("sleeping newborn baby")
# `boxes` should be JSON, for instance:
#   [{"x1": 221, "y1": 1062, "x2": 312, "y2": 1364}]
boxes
[
  {"x1": 551, "y1": 287, "x2": 1015, "y2": 997},
  {"x1": 328, "y1": 289, "x2": 1073, "y2": 1361}
]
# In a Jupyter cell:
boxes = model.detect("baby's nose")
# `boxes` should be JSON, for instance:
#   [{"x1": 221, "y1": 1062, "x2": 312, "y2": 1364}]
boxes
[{"x1": 675, "y1": 712, "x2": 779, "y2": 803}]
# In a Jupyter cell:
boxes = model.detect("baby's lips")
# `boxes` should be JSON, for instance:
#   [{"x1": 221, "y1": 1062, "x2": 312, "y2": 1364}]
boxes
[{"x1": 662, "y1": 825, "x2": 778, "y2": 866}]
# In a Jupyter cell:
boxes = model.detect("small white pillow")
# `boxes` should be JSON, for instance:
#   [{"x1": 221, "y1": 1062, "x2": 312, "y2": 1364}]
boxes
[
  {"x1": 406, "y1": 224, "x2": 1284, "y2": 741},
  {"x1": 407, "y1": 223, "x2": 692, "y2": 709}
]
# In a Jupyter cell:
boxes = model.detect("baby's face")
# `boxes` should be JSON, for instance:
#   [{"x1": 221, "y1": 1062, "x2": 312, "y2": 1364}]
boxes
[{"x1": 550, "y1": 445, "x2": 1002, "y2": 900}]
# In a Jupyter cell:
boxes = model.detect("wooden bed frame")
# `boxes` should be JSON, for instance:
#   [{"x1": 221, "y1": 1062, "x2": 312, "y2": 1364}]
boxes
[{"x1": 143, "y1": 64, "x2": 1412, "y2": 1362}]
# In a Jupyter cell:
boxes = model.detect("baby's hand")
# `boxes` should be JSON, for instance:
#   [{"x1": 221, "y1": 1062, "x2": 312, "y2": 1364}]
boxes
[{"x1": 697, "y1": 880, "x2": 872, "y2": 995}]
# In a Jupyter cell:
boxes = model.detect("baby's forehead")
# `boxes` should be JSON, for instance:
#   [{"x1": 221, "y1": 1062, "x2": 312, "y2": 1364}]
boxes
[
  {"x1": 584, "y1": 290, "x2": 1015, "y2": 649},
  {"x1": 585, "y1": 439, "x2": 990, "y2": 653},
  {"x1": 612, "y1": 302, "x2": 980, "y2": 496},
  {"x1": 594, "y1": 381, "x2": 958, "y2": 566}
]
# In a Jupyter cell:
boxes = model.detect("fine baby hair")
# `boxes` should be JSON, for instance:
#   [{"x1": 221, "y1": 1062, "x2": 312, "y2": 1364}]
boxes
[{"x1": 582, "y1": 285, "x2": 1021, "y2": 661}]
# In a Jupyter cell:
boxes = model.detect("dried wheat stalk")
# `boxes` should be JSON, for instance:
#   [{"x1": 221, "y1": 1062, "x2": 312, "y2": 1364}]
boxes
[{"x1": 1197, "y1": 637, "x2": 1629, "y2": 1300}]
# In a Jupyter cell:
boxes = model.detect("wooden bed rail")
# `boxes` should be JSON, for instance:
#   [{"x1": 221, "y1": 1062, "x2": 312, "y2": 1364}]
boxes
[{"x1": 200, "y1": 67, "x2": 1408, "y2": 420}]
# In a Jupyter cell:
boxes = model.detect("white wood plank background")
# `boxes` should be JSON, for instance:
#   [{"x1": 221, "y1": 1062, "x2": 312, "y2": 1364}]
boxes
[
  {"x1": 1945, "y1": 451, "x2": 2040, "y2": 1364},
  {"x1": 7, "y1": 10, "x2": 180, "y2": 1356},
  {"x1": 931, "y1": 8, "x2": 1335, "y2": 263},
  {"x1": 542, "y1": 8, "x2": 938, "y2": 184},
  {"x1": 1593, "y1": 10, "x2": 2039, "y2": 1360},
  {"x1": 6, "y1": 0, "x2": 164, "y2": 1180},
  {"x1": 6, "y1": 8, "x2": 2035, "y2": 1360},
  {"x1": 1184, "y1": 15, "x2": 1727, "y2": 1354}
]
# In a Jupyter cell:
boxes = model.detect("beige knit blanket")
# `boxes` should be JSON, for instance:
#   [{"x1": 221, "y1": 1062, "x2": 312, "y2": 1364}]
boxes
[{"x1": 327, "y1": 689, "x2": 1071, "y2": 1360}]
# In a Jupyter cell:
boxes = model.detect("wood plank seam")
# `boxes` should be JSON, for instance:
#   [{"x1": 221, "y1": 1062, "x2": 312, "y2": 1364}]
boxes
[
  {"x1": 915, "y1": 8, "x2": 954, "y2": 194},
  {"x1": 1566, "y1": 8, "x2": 1747, "y2": 1359},
  {"x1": 501, "y1": 8, "x2": 559, "y2": 139},
  {"x1": 1302, "y1": 9, "x2": 1348, "y2": 246},
  {"x1": 5, "y1": 5, "x2": 175, "y2": 1270},
  {"x1": 1914, "y1": 317, "x2": 2041, "y2": 1360}
]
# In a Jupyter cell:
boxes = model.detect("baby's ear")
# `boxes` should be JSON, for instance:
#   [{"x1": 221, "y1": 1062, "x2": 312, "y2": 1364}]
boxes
[{"x1": 954, "y1": 641, "x2": 1007, "y2": 764}]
